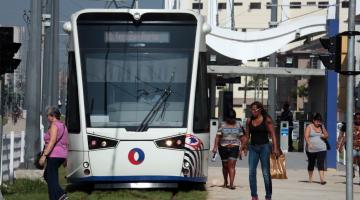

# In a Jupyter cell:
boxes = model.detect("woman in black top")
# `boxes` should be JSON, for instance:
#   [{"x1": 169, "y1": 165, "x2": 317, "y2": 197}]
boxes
[{"x1": 243, "y1": 101, "x2": 279, "y2": 200}]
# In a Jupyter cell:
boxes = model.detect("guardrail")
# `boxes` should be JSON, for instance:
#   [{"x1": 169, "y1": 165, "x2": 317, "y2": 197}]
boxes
[{"x1": 1, "y1": 131, "x2": 25, "y2": 183}]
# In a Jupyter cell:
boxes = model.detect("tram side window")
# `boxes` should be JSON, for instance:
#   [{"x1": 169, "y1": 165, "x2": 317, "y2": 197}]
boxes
[
  {"x1": 193, "y1": 53, "x2": 210, "y2": 133},
  {"x1": 66, "y1": 52, "x2": 81, "y2": 133}
]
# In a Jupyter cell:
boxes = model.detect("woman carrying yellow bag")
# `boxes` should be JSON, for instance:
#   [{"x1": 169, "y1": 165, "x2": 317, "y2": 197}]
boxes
[{"x1": 243, "y1": 101, "x2": 280, "y2": 200}]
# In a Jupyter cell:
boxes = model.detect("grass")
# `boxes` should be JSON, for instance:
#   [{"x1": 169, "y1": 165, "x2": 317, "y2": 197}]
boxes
[{"x1": 2, "y1": 168, "x2": 207, "y2": 200}]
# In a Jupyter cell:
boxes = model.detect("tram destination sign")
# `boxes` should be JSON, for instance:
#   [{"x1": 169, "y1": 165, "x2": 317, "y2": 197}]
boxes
[{"x1": 105, "y1": 31, "x2": 170, "y2": 43}]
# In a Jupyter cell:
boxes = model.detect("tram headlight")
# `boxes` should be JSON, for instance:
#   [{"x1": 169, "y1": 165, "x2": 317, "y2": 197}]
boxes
[
  {"x1": 176, "y1": 139, "x2": 182, "y2": 145},
  {"x1": 184, "y1": 161, "x2": 190, "y2": 168},
  {"x1": 101, "y1": 141, "x2": 107, "y2": 147},
  {"x1": 182, "y1": 168, "x2": 190, "y2": 176},
  {"x1": 88, "y1": 135, "x2": 119, "y2": 150},
  {"x1": 91, "y1": 140, "x2": 97, "y2": 146},
  {"x1": 155, "y1": 135, "x2": 185, "y2": 150},
  {"x1": 83, "y1": 162, "x2": 90, "y2": 168},
  {"x1": 84, "y1": 169, "x2": 91, "y2": 176},
  {"x1": 165, "y1": 140, "x2": 173, "y2": 147}
]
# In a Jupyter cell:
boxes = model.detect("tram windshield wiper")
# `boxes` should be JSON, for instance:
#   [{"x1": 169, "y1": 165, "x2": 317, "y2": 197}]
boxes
[{"x1": 136, "y1": 86, "x2": 172, "y2": 132}]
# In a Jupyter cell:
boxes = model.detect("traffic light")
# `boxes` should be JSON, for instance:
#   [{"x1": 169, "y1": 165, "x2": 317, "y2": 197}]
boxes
[
  {"x1": 319, "y1": 35, "x2": 341, "y2": 72},
  {"x1": 0, "y1": 27, "x2": 21, "y2": 75}
]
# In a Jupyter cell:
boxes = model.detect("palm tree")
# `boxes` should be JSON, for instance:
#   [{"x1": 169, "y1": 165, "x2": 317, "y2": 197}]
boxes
[
  {"x1": 297, "y1": 84, "x2": 308, "y2": 109},
  {"x1": 248, "y1": 75, "x2": 267, "y2": 104}
]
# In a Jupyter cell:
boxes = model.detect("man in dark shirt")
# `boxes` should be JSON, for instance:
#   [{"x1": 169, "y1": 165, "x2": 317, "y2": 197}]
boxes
[{"x1": 280, "y1": 103, "x2": 294, "y2": 151}]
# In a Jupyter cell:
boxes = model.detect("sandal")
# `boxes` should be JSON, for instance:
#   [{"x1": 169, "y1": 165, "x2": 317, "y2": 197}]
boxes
[
  {"x1": 229, "y1": 186, "x2": 236, "y2": 190},
  {"x1": 320, "y1": 181, "x2": 327, "y2": 185},
  {"x1": 59, "y1": 194, "x2": 68, "y2": 200}
]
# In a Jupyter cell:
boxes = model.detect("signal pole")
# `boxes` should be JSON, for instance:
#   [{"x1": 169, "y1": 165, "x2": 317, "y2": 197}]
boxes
[
  {"x1": 134, "y1": 0, "x2": 139, "y2": 8},
  {"x1": 24, "y1": 0, "x2": 42, "y2": 169},
  {"x1": 51, "y1": 0, "x2": 60, "y2": 108},
  {"x1": 325, "y1": 0, "x2": 339, "y2": 170},
  {"x1": 346, "y1": 1, "x2": 356, "y2": 199},
  {"x1": 42, "y1": 0, "x2": 52, "y2": 128},
  {"x1": 268, "y1": 0, "x2": 277, "y2": 120},
  {"x1": 42, "y1": 0, "x2": 59, "y2": 128},
  {"x1": 0, "y1": 77, "x2": 4, "y2": 196}
]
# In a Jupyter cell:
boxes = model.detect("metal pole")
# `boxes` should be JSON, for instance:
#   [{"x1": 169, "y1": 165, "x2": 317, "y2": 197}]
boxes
[
  {"x1": 231, "y1": 0, "x2": 234, "y2": 30},
  {"x1": 225, "y1": 0, "x2": 234, "y2": 29},
  {"x1": 42, "y1": 0, "x2": 52, "y2": 128},
  {"x1": 0, "y1": 77, "x2": 4, "y2": 186},
  {"x1": 24, "y1": 0, "x2": 42, "y2": 169},
  {"x1": 325, "y1": 0, "x2": 339, "y2": 169},
  {"x1": 51, "y1": 0, "x2": 59, "y2": 107},
  {"x1": 346, "y1": 1, "x2": 356, "y2": 199},
  {"x1": 268, "y1": 0, "x2": 277, "y2": 120},
  {"x1": 135, "y1": 0, "x2": 139, "y2": 9},
  {"x1": 210, "y1": 75, "x2": 216, "y2": 118}
]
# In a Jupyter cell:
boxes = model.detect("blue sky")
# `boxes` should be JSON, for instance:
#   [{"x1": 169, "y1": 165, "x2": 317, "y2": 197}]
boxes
[{"x1": 0, "y1": 0, "x2": 164, "y2": 26}]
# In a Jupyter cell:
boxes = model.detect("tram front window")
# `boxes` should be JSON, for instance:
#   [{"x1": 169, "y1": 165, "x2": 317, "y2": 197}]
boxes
[{"x1": 78, "y1": 18, "x2": 196, "y2": 129}]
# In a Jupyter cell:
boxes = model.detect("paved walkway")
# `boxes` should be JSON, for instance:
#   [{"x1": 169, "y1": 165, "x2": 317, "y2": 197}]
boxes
[{"x1": 206, "y1": 153, "x2": 360, "y2": 200}]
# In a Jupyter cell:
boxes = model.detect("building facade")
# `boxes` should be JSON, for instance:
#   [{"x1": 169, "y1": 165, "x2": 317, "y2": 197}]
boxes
[{"x1": 179, "y1": 0, "x2": 355, "y2": 119}]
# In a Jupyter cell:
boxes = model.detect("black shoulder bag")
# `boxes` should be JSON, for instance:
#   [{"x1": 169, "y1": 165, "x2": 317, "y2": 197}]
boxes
[
  {"x1": 320, "y1": 126, "x2": 331, "y2": 150},
  {"x1": 34, "y1": 125, "x2": 65, "y2": 169}
]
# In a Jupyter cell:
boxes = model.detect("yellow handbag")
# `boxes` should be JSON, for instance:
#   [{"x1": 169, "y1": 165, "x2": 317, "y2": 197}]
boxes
[{"x1": 270, "y1": 153, "x2": 288, "y2": 179}]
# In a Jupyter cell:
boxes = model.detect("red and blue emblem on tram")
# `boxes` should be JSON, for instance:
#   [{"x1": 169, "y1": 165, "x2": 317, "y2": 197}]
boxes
[{"x1": 128, "y1": 148, "x2": 145, "y2": 165}]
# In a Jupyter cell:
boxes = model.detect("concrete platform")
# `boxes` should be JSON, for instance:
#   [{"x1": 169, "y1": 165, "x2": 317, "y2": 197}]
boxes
[{"x1": 206, "y1": 152, "x2": 360, "y2": 200}]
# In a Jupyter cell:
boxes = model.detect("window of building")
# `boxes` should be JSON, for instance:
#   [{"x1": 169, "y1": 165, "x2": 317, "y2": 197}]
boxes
[
  {"x1": 341, "y1": 1, "x2": 349, "y2": 8},
  {"x1": 192, "y1": 3, "x2": 203, "y2": 9},
  {"x1": 318, "y1": 1, "x2": 329, "y2": 8},
  {"x1": 266, "y1": 2, "x2": 272, "y2": 9},
  {"x1": 307, "y1": 1, "x2": 316, "y2": 6},
  {"x1": 309, "y1": 55, "x2": 319, "y2": 68},
  {"x1": 290, "y1": 2, "x2": 301, "y2": 9},
  {"x1": 250, "y1": 2, "x2": 261, "y2": 9},
  {"x1": 218, "y1": 2, "x2": 226, "y2": 9},
  {"x1": 234, "y1": 2, "x2": 243, "y2": 6}
]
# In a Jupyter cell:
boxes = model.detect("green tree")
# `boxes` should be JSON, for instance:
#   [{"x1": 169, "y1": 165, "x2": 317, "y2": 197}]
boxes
[
  {"x1": 248, "y1": 75, "x2": 267, "y2": 103},
  {"x1": 297, "y1": 84, "x2": 308, "y2": 105}
]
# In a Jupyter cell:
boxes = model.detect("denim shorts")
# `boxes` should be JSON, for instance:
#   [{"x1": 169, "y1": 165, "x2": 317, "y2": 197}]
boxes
[
  {"x1": 353, "y1": 149, "x2": 360, "y2": 157},
  {"x1": 218, "y1": 145, "x2": 240, "y2": 161}
]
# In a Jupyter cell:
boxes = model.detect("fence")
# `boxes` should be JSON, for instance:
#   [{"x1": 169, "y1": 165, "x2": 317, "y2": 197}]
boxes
[{"x1": 1, "y1": 131, "x2": 25, "y2": 184}]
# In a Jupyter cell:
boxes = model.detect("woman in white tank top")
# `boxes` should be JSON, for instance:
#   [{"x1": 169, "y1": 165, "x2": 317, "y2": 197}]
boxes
[{"x1": 304, "y1": 113, "x2": 329, "y2": 185}]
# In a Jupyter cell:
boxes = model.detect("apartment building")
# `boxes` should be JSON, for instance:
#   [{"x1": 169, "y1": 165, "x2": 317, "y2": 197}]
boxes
[{"x1": 186, "y1": 1, "x2": 350, "y2": 30}]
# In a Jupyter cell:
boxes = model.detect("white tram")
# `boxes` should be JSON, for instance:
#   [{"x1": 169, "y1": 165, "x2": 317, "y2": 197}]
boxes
[{"x1": 64, "y1": 9, "x2": 210, "y2": 188}]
